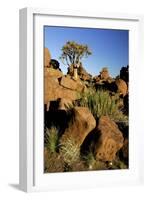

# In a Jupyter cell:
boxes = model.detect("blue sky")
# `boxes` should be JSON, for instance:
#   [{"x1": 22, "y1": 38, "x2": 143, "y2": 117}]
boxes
[{"x1": 44, "y1": 26, "x2": 128, "y2": 77}]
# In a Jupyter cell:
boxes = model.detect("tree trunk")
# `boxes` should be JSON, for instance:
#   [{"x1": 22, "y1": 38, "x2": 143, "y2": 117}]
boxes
[{"x1": 73, "y1": 68, "x2": 78, "y2": 80}]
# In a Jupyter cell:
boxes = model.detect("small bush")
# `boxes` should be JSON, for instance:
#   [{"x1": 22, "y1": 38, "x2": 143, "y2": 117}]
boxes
[
  {"x1": 60, "y1": 136, "x2": 80, "y2": 166},
  {"x1": 44, "y1": 126, "x2": 59, "y2": 153},
  {"x1": 76, "y1": 89, "x2": 128, "y2": 123},
  {"x1": 83, "y1": 151, "x2": 107, "y2": 170}
]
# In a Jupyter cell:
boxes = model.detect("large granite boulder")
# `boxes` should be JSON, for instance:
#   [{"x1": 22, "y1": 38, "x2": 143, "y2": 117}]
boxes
[
  {"x1": 95, "y1": 116, "x2": 124, "y2": 161},
  {"x1": 60, "y1": 76, "x2": 85, "y2": 92},
  {"x1": 44, "y1": 68, "x2": 63, "y2": 79},
  {"x1": 115, "y1": 78, "x2": 128, "y2": 97},
  {"x1": 44, "y1": 48, "x2": 51, "y2": 67},
  {"x1": 44, "y1": 68, "x2": 82, "y2": 106},
  {"x1": 44, "y1": 76, "x2": 78, "y2": 104},
  {"x1": 60, "y1": 107, "x2": 96, "y2": 146}
]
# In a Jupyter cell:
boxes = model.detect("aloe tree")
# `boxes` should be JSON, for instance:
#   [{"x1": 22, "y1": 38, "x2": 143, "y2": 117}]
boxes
[{"x1": 60, "y1": 41, "x2": 92, "y2": 80}]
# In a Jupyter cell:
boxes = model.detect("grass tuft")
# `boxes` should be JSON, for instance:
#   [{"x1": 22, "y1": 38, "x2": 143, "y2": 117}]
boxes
[
  {"x1": 44, "y1": 126, "x2": 59, "y2": 153},
  {"x1": 60, "y1": 136, "x2": 80, "y2": 166},
  {"x1": 76, "y1": 88, "x2": 128, "y2": 123}
]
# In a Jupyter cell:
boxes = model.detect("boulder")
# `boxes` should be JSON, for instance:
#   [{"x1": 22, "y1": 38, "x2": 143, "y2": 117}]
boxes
[
  {"x1": 115, "y1": 78, "x2": 128, "y2": 97},
  {"x1": 95, "y1": 116, "x2": 124, "y2": 161},
  {"x1": 58, "y1": 98, "x2": 73, "y2": 110},
  {"x1": 44, "y1": 74, "x2": 79, "y2": 105},
  {"x1": 44, "y1": 68, "x2": 63, "y2": 79},
  {"x1": 44, "y1": 76, "x2": 59, "y2": 103},
  {"x1": 60, "y1": 107, "x2": 96, "y2": 146},
  {"x1": 67, "y1": 63, "x2": 92, "y2": 81},
  {"x1": 121, "y1": 138, "x2": 128, "y2": 159},
  {"x1": 100, "y1": 67, "x2": 109, "y2": 80},
  {"x1": 44, "y1": 48, "x2": 51, "y2": 67},
  {"x1": 44, "y1": 76, "x2": 78, "y2": 104},
  {"x1": 78, "y1": 63, "x2": 92, "y2": 81},
  {"x1": 60, "y1": 76, "x2": 85, "y2": 92}
]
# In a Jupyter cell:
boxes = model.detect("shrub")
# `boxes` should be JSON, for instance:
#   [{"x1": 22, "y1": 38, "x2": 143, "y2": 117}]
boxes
[
  {"x1": 60, "y1": 136, "x2": 80, "y2": 166},
  {"x1": 44, "y1": 126, "x2": 59, "y2": 153},
  {"x1": 83, "y1": 151, "x2": 107, "y2": 170},
  {"x1": 76, "y1": 89, "x2": 128, "y2": 123}
]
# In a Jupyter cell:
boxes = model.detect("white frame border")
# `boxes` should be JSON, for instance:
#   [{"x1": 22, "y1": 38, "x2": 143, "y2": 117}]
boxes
[{"x1": 19, "y1": 7, "x2": 144, "y2": 192}]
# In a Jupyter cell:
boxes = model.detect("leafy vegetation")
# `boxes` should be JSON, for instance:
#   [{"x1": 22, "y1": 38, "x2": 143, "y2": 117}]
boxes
[
  {"x1": 60, "y1": 136, "x2": 80, "y2": 166},
  {"x1": 44, "y1": 126, "x2": 59, "y2": 153},
  {"x1": 76, "y1": 88, "x2": 128, "y2": 123}
]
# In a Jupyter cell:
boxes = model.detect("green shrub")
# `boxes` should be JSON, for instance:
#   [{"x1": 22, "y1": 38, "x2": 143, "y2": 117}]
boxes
[
  {"x1": 60, "y1": 136, "x2": 80, "y2": 166},
  {"x1": 76, "y1": 89, "x2": 128, "y2": 123},
  {"x1": 44, "y1": 126, "x2": 59, "y2": 153},
  {"x1": 83, "y1": 151, "x2": 107, "y2": 170}
]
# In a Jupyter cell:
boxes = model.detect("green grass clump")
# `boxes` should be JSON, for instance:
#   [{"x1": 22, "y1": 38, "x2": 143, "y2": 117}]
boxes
[
  {"x1": 60, "y1": 137, "x2": 80, "y2": 166},
  {"x1": 83, "y1": 151, "x2": 107, "y2": 170},
  {"x1": 76, "y1": 89, "x2": 128, "y2": 123},
  {"x1": 44, "y1": 126, "x2": 59, "y2": 153}
]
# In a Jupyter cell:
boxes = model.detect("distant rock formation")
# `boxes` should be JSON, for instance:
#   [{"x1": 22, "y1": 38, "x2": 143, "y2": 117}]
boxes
[
  {"x1": 93, "y1": 67, "x2": 114, "y2": 84},
  {"x1": 100, "y1": 67, "x2": 109, "y2": 80}
]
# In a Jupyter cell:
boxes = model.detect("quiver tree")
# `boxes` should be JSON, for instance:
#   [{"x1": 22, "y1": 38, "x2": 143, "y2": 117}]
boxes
[{"x1": 60, "y1": 41, "x2": 92, "y2": 80}]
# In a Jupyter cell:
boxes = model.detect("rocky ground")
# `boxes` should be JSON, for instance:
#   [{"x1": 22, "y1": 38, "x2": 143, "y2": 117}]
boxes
[{"x1": 44, "y1": 48, "x2": 129, "y2": 173}]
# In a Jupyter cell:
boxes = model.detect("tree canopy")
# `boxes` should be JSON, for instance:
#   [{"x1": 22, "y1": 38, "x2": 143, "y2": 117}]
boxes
[{"x1": 60, "y1": 41, "x2": 92, "y2": 68}]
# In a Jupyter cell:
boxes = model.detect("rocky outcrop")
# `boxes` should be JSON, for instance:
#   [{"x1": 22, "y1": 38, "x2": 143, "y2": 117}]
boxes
[
  {"x1": 44, "y1": 48, "x2": 51, "y2": 67},
  {"x1": 100, "y1": 67, "x2": 109, "y2": 80},
  {"x1": 60, "y1": 76, "x2": 85, "y2": 92},
  {"x1": 44, "y1": 76, "x2": 78, "y2": 104},
  {"x1": 95, "y1": 116, "x2": 124, "y2": 161},
  {"x1": 60, "y1": 107, "x2": 96, "y2": 146},
  {"x1": 67, "y1": 63, "x2": 92, "y2": 81},
  {"x1": 93, "y1": 67, "x2": 114, "y2": 87},
  {"x1": 115, "y1": 78, "x2": 128, "y2": 97},
  {"x1": 78, "y1": 63, "x2": 92, "y2": 81},
  {"x1": 44, "y1": 68, "x2": 63, "y2": 79},
  {"x1": 44, "y1": 69, "x2": 81, "y2": 105}
]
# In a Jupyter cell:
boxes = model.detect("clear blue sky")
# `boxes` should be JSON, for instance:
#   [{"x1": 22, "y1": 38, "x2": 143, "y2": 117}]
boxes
[{"x1": 44, "y1": 26, "x2": 128, "y2": 77}]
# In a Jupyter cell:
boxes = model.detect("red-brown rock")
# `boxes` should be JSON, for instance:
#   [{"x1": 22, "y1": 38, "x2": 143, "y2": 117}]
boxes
[
  {"x1": 60, "y1": 107, "x2": 96, "y2": 146},
  {"x1": 44, "y1": 68, "x2": 63, "y2": 79},
  {"x1": 115, "y1": 78, "x2": 128, "y2": 97},
  {"x1": 121, "y1": 138, "x2": 128, "y2": 159},
  {"x1": 95, "y1": 116, "x2": 124, "y2": 161},
  {"x1": 44, "y1": 48, "x2": 51, "y2": 67},
  {"x1": 60, "y1": 76, "x2": 85, "y2": 92}
]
